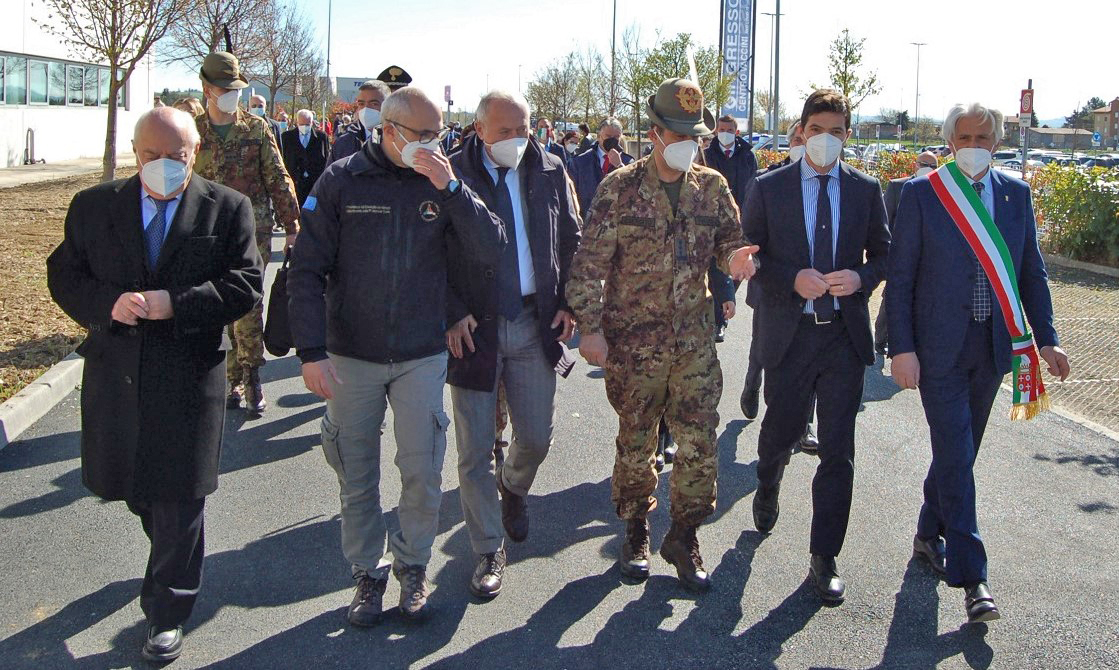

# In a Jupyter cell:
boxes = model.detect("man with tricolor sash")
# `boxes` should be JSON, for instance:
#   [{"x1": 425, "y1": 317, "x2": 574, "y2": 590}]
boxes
[{"x1": 886, "y1": 102, "x2": 1070, "y2": 625}]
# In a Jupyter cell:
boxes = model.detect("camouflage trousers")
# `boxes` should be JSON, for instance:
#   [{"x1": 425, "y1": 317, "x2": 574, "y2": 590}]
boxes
[
  {"x1": 228, "y1": 235, "x2": 272, "y2": 384},
  {"x1": 604, "y1": 338, "x2": 722, "y2": 525}
]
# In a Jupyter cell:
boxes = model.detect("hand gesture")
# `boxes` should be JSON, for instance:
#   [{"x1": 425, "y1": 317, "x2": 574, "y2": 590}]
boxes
[
  {"x1": 729, "y1": 245, "x2": 760, "y2": 281},
  {"x1": 607, "y1": 148, "x2": 623, "y2": 168},
  {"x1": 412, "y1": 148, "x2": 454, "y2": 191},
  {"x1": 823, "y1": 269, "x2": 862, "y2": 297},
  {"x1": 112, "y1": 292, "x2": 149, "y2": 326},
  {"x1": 794, "y1": 269, "x2": 829, "y2": 300}
]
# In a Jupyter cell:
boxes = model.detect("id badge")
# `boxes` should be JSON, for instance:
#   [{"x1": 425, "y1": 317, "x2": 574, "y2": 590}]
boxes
[{"x1": 674, "y1": 236, "x2": 688, "y2": 263}]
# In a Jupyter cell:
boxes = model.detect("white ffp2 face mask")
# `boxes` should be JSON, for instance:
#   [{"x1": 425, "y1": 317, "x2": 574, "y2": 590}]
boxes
[
  {"x1": 953, "y1": 148, "x2": 992, "y2": 179},
  {"x1": 788, "y1": 145, "x2": 806, "y2": 162},
  {"x1": 914, "y1": 165, "x2": 934, "y2": 177},
  {"x1": 140, "y1": 158, "x2": 189, "y2": 198},
  {"x1": 717, "y1": 131, "x2": 736, "y2": 147},
  {"x1": 487, "y1": 137, "x2": 529, "y2": 170},
  {"x1": 214, "y1": 89, "x2": 240, "y2": 114},
  {"x1": 656, "y1": 131, "x2": 699, "y2": 172},
  {"x1": 298, "y1": 124, "x2": 311, "y2": 135},
  {"x1": 358, "y1": 107, "x2": 381, "y2": 129},
  {"x1": 392, "y1": 127, "x2": 442, "y2": 169},
  {"x1": 805, "y1": 132, "x2": 843, "y2": 167}
]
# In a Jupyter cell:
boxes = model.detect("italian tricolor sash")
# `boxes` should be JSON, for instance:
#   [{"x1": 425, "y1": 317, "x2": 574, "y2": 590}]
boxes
[{"x1": 927, "y1": 161, "x2": 1050, "y2": 420}]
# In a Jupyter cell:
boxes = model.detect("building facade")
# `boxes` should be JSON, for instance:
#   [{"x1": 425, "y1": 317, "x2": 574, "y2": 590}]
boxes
[
  {"x1": 1092, "y1": 98, "x2": 1119, "y2": 148},
  {"x1": 1, "y1": 1, "x2": 157, "y2": 167}
]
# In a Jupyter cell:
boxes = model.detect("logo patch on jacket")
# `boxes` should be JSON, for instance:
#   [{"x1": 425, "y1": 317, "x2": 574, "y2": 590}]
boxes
[{"x1": 418, "y1": 200, "x2": 440, "y2": 222}]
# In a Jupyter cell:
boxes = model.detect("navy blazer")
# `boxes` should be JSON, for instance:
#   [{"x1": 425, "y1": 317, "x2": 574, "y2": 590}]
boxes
[
  {"x1": 446, "y1": 134, "x2": 583, "y2": 392},
  {"x1": 885, "y1": 169, "x2": 1057, "y2": 377},
  {"x1": 743, "y1": 160, "x2": 891, "y2": 368},
  {"x1": 572, "y1": 145, "x2": 635, "y2": 214}
]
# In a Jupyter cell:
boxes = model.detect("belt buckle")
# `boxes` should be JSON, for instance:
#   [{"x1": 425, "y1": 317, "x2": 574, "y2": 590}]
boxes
[{"x1": 813, "y1": 312, "x2": 832, "y2": 325}]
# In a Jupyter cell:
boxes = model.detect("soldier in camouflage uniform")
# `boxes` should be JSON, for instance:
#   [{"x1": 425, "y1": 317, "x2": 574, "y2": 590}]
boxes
[
  {"x1": 566, "y1": 78, "x2": 758, "y2": 591},
  {"x1": 193, "y1": 52, "x2": 300, "y2": 414}
]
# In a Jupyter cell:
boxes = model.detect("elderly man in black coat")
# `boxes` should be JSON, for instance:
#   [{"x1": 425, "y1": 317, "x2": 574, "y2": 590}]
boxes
[{"x1": 46, "y1": 106, "x2": 263, "y2": 663}]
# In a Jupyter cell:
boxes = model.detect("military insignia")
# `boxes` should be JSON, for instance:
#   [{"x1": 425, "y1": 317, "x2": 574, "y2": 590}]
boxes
[
  {"x1": 419, "y1": 200, "x2": 440, "y2": 222},
  {"x1": 388, "y1": 67, "x2": 402, "y2": 81},
  {"x1": 675, "y1": 86, "x2": 703, "y2": 114}
]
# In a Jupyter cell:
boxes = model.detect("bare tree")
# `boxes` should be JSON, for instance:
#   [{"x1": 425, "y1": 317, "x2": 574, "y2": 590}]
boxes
[
  {"x1": 576, "y1": 47, "x2": 609, "y2": 124},
  {"x1": 247, "y1": 1, "x2": 321, "y2": 104},
  {"x1": 615, "y1": 25, "x2": 652, "y2": 143},
  {"x1": 819, "y1": 28, "x2": 882, "y2": 111},
  {"x1": 525, "y1": 53, "x2": 579, "y2": 126},
  {"x1": 161, "y1": 0, "x2": 275, "y2": 72},
  {"x1": 34, "y1": 0, "x2": 190, "y2": 181},
  {"x1": 295, "y1": 73, "x2": 332, "y2": 120}
]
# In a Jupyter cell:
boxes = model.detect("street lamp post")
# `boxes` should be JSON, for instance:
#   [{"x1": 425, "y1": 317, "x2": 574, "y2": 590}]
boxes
[
  {"x1": 911, "y1": 42, "x2": 926, "y2": 150},
  {"x1": 761, "y1": 11, "x2": 776, "y2": 133}
]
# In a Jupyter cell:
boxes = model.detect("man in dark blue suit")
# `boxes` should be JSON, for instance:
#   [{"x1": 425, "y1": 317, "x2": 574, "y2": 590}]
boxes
[
  {"x1": 887, "y1": 102, "x2": 1070, "y2": 625},
  {"x1": 744, "y1": 90, "x2": 890, "y2": 605},
  {"x1": 571, "y1": 117, "x2": 634, "y2": 213}
]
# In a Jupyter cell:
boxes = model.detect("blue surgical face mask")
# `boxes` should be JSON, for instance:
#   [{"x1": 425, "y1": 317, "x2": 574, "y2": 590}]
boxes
[{"x1": 248, "y1": 107, "x2": 265, "y2": 117}]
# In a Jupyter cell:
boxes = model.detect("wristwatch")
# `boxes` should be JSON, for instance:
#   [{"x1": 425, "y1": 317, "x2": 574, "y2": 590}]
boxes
[{"x1": 443, "y1": 179, "x2": 461, "y2": 197}]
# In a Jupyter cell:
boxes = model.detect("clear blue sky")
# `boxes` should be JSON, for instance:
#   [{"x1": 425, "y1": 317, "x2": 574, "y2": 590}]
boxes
[{"x1": 157, "y1": 0, "x2": 1118, "y2": 124}]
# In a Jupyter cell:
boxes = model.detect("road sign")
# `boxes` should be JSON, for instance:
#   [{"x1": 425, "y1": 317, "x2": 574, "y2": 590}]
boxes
[
  {"x1": 875, "y1": 125, "x2": 880, "y2": 140},
  {"x1": 1020, "y1": 89, "x2": 1034, "y2": 116},
  {"x1": 444, "y1": 85, "x2": 451, "y2": 103},
  {"x1": 1093, "y1": 132, "x2": 1102, "y2": 143}
]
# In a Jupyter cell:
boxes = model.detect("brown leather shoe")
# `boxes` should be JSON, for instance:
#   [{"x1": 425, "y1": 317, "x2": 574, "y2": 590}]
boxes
[
  {"x1": 469, "y1": 548, "x2": 506, "y2": 598},
  {"x1": 347, "y1": 573, "x2": 387, "y2": 627},
  {"x1": 497, "y1": 476, "x2": 529, "y2": 542},
  {"x1": 618, "y1": 518, "x2": 650, "y2": 580},
  {"x1": 659, "y1": 522, "x2": 711, "y2": 592},
  {"x1": 243, "y1": 365, "x2": 267, "y2": 414},
  {"x1": 393, "y1": 562, "x2": 430, "y2": 620}
]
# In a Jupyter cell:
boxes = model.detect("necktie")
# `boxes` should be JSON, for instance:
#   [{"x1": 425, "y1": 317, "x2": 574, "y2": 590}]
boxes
[
  {"x1": 145, "y1": 198, "x2": 169, "y2": 270},
  {"x1": 725, "y1": 149, "x2": 732, "y2": 158},
  {"x1": 971, "y1": 182, "x2": 992, "y2": 322},
  {"x1": 812, "y1": 174, "x2": 835, "y2": 320},
  {"x1": 601, "y1": 155, "x2": 611, "y2": 176},
  {"x1": 493, "y1": 167, "x2": 523, "y2": 320}
]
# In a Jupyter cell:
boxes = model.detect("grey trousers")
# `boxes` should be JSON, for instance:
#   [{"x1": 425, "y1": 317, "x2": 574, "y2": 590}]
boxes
[
  {"x1": 450, "y1": 305, "x2": 557, "y2": 555},
  {"x1": 320, "y1": 352, "x2": 450, "y2": 576}
]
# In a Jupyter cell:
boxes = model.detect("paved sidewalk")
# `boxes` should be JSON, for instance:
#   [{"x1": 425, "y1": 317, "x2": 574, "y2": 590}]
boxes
[{"x1": 0, "y1": 155, "x2": 135, "y2": 190}]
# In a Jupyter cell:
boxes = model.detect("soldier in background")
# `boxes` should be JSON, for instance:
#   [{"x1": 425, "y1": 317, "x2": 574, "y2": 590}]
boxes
[
  {"x1": 193, "y1": 51, "x2": 300, "y2": 414},
  {"x1": 566, "y1": 78, "x2": 758, "y2": 592}
]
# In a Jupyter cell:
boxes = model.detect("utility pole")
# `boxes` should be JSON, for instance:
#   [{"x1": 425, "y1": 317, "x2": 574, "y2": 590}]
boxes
[
  {"x1": 773, "y1": 0, "x2": 781, "y2": 135},
  {"x1": 747, "y1": 0, "x2": 758, "y2": 135},
  {"x1": 1022, "y1": 78, "x2": 1032, "y2": 179},
  {"x1": 761, "y1": 11, "x2": 776, "y2": 133},
  {"x1": 324, "y1": 0, "x2": 332, "y2": 124},
  {"x1": 911, "y1": 42, "x2": 925, "y2": 150},
  {"x1": 610, "y1": 0, "x2": 617, "y2": 115}
]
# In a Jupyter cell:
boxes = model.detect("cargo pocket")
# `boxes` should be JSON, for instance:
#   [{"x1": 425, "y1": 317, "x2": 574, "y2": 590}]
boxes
[
  {"x1": 321, "y1": 414, "x2": 344, "y2": 476},
  {"x1": 431, "y1": 410, "x2": 451, "y2": 468}
]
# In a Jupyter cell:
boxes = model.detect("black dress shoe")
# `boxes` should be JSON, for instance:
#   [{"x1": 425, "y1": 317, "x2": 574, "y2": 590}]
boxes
[
  {"x1": 715, "y1": 325, "x2": 727, "y2": 343},
  {"x1": 740, "y1": 386, "x2": 760, "y2": 421},
  {"x1": 798, "y1": 425, "x2": 819, "y2": 453},
  {"x1": 964, "y1": 582, "x2": 1001, "y2": 623},
  {"x1": 142, "y1": 625, "x2": 183, "y2": 662},
  {"x1": 618, "y1": 518, "x2": 651, "y2": 580},
  {"x1": 469, "y1": 548, "x2": 506, "y2": 598},
  {"x1": 809, "y1": 555, "x2": 846, "y2": 604},
  {"x1": 752, "y1": 485, "x2": 780, "y2": 533},
  {"x1": 912, "y1": 535, "x2": 947, "y2": 577},
  {"x1": 497, "y1": 477, "x2": 529, "y2": 542}
]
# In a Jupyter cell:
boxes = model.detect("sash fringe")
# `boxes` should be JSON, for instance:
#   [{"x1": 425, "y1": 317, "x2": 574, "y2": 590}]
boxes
[{"x1": 1010, "y1": 392, "x2": 1051, "y2": 421}]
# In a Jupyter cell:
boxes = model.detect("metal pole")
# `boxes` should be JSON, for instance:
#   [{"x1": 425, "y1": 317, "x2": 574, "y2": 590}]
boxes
[
  {"x1": 324, "y1": 0, "x2": 332, "y2": 124},
  {"x1": 761, "y1": 12, "x2": 774, "y2": 133},
  {"x1": 747, "y1": 0, "x2": 758, "y2": 135},
  {"x1": 911, "y1": 42, "x2": 925, "y2": 150},
  {"x1": 610, "y1": 0, "x2": 617, "y2": 116},
  {"x1": 1023, "y1": 78, "x2": 1032, "y2": 179},
  {"x1": 773, "y1": 0, "x2": 781, "y2": 135}
]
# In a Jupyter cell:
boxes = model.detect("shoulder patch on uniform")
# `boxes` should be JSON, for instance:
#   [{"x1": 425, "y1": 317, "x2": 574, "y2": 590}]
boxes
[
  {"x1": 418, "y1": 200, "x2": 440, "y2": 222},
  {"x1": 620, "y1": 216, "x2": 654, "y2": 228},
  {"x1": 303, "y1": 196, "x2": 317, "y2": 212},
  {"x1": 695, "y1": 216, "x2": 719, "y2": 227}
]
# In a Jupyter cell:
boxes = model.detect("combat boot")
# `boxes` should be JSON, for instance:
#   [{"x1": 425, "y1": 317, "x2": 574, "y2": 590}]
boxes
[
  {"x1": 226, "y1": 381, "x2": 244, "y2": 409},
  {"x1": 660, "y1": 521, "x2": 711, "y2": 592},
  {"x1": 618, "y1": 517, "x2": 650, "y2": 580},
  {"x1": 243, "y1": 365, "x2": 267, "y2": 414}
]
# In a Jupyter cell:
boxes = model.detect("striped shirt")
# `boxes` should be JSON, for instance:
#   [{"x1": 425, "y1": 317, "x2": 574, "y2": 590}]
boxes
[{"x1": 799, "y1": 157, "x2": 842, "y2": 313}]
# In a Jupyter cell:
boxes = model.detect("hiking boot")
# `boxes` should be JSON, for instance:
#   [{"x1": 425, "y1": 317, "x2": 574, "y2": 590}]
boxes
[
  {"x1": 618, "y1": 518, "x2": 650, "y2": 580},
  {"x1": 659, "y1": 522, "x2": 711, "y2": 592},
  {"x1": 347, "y1": 572, "x2": 387, "y2": 627},
  {"x1": 243, "y1": 365, "x2": 267, "y2": 414},
  {"x1": 469, "y1": 548, "x2": 507, "y2": 598},
  {"x1": 393, "y1": 562, "x2": 430, "y2": 620}
]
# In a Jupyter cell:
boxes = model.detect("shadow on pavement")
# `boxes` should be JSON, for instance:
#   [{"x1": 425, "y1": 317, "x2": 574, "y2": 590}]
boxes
[
  {"x1": 875, "y1": 559, "x2": 993, "y2": 669},
  {"x1": 1033, "y1": 446, "x2": 1119, "y2": 478},
  {"x1": 0, "y1": 429, "x2": 81, "y2": 473},
  {"x1": 863, "y1": 357, "x2": 902, "y2": 404},
  {"x1": 220, "y1": 405, "x2": 324, "y2": 475}
]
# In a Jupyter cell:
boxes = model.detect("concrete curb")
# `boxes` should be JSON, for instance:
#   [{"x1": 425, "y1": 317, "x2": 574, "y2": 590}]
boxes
[
  {"x1": 0, "y1": 353, "x2": 83, "y2": 449},
  {"x1": 1043, "y1": 252, "x2": 1119, "y2": 279},
  {"x1": 998, "y1": 381, "x2": 1119, "y2": 443}
]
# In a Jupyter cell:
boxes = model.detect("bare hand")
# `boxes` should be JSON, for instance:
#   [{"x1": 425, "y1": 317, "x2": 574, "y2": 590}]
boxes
[
  {"x1": 552, "y1": 309, "x2": 575, "y2": 342},
  {"x1": 794, "y1": 269, "x2": 829, "y2": 300},
  {"x1": 891, "y1": 352, "x2": 920, "y2": 390},
  {"x1": 729, "y1": 245, "x2": 761, "y2": 281},
  {"x1": 607, "y1": 148, "x2": 623, "y2": 168},
  {"x1": 411, "y1": 148, "x2": 454, "y2": 191},
  {"x1": 446, "y1": 314, "x2": 478, "y2": 359},
  {"x1": 111, "y1": 292, "x2": 149, "y2": 326},
  {"x1": 823, "y1": 269, "x2": 862, "y2": 297},
  {"x1": 1039, "y1": 345, "x2": 1071, "y2": 381},
  {"x1": 579, "y1": 332, "x2": 609, "y2": 367},
  {"x1": 723, "y1": 301, "x2": 736, "y2": 320},
  {"x1": 140, "y1": 290, "x2": 174, "y2": 320},
  {"x1": 302, "y1": 359, "x2": 343, "y2": 399}
]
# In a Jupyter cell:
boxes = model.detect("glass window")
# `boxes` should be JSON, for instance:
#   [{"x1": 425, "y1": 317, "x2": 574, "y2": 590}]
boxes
[
  {"x1": 29, "y1": 60, "x2": 47, "y2": 104},
  {"x1": 4, "y1": 56, "x2": 27, "y2": 105},
  {"x1": 67, "y1": 65, "x2": 83, "y2": 105},
  {"x1": 84, "y1": 66, "x2": 97, "y2": 106},
  {"x1": 99, "y1": 68, "x2": 110, "y2": 106},
  {"x1": 48, "y1": 62, "x2": 65, "y2": 105}
]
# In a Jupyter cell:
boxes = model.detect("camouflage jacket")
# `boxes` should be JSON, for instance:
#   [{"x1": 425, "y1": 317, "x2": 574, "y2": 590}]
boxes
[
  {"x1": 566, "y1": 155, "x2": 745, "y2": 343},
  {"x1": 193, "y1": 109, "x2": 300, "y2": 233}
]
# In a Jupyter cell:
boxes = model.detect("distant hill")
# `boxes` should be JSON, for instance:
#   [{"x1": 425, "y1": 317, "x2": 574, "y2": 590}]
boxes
[{"x1": 1039, "y1": 117, "x2": 1065, "y2": 128}]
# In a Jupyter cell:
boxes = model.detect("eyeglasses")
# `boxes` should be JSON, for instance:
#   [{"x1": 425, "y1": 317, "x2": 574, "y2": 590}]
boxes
[{"x1": 390, "y1": 121, "x2": 449, "y2": 144}]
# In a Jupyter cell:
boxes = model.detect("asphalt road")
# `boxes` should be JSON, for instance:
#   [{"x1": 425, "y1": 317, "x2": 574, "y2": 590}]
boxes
[{"x1": 1, "y1": 238, "x2": 1117, "y2": 669}]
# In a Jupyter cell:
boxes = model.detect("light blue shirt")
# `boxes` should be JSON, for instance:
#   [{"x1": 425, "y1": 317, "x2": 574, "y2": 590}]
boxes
[
  {"x1": 141, "y1": 191, "x2": 182, "y2": 239},
  {"x1": 481, "y1": 147, "x2": 536, "y2": 295},
  {"x1": 799, "y1": 157, "x2": 842, "y2": 314},
  {"x1": 970, "y1": 168, "x2": 995, "y2": 218},
  {"x1": 299, "y1": 130, "x2": 310, "y2": 149}
]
